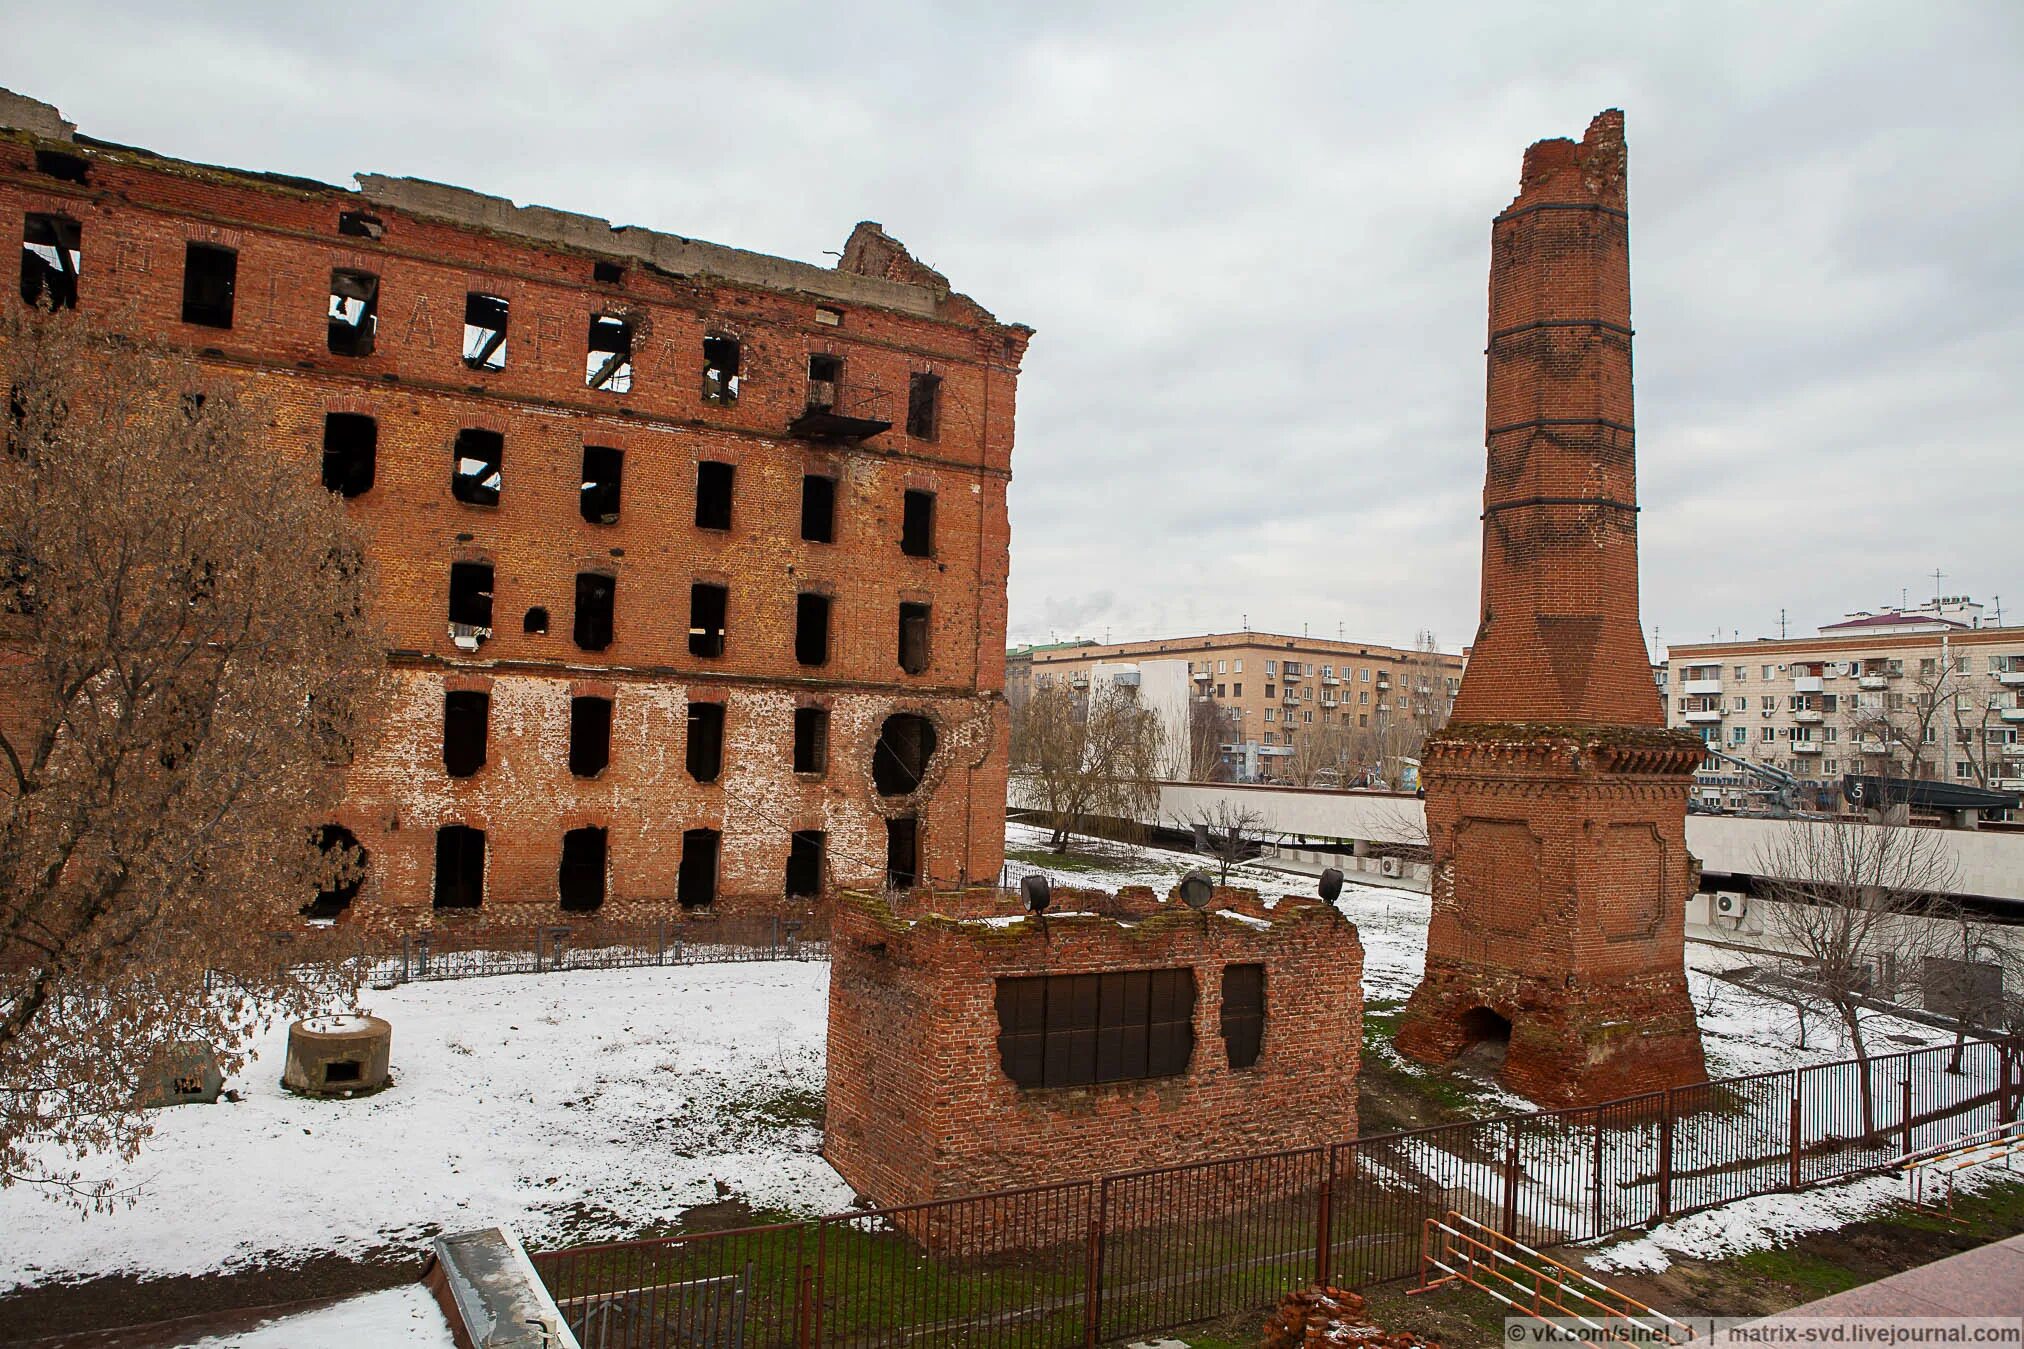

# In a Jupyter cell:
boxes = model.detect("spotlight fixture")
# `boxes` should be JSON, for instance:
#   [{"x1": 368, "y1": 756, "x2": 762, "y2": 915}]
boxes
[
  {"x1": 1319, "y1": 867, "x2": 1343, "y2": 903},
  {"x1": 1020, "y1": 874, "x2": 1051, "y2": 913},
  {"x1": 1179, "y1": 871, "x2": 1214, "y2": 910}
]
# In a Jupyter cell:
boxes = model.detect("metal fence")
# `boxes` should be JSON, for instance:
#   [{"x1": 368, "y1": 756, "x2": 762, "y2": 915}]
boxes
[
  {"x1": 366, "y1": 915, "x2": 827, "y2": 988},
  {"x1": 531, "y1": 1038, "x2": 2022, "y2": 1348}
]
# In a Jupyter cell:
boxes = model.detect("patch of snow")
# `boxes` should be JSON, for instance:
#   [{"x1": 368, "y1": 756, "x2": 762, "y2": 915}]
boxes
[
  {"x1": 299, "y1": 1014, "x2": 378, "y2": 1035},
  {"x1": 189, "y1": 1283, "x2": 453, "y2": 1347}
]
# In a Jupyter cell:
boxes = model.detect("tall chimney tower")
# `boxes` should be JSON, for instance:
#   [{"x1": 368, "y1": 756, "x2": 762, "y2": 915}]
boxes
[{"x1": 1394, "y1": 111, "x2": 1708, "y2": 1107}]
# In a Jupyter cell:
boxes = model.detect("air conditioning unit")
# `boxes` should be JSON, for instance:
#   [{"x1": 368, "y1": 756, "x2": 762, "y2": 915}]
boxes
[
  {"x1": 1714, "y1": 892, "x2": 1747, "y2": 920},
  {"x1": 1379, "y1": 857, "x2": 1404, "y2": 879}
]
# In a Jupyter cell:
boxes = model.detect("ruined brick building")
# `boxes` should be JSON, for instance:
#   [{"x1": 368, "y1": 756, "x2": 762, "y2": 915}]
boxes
[
  {"x1": 1393, "y1": 111, "x2": 1709, "y2": 1106},
  {"x1": 0, "y1": 90, "x2": 1030, "y2": 924}
]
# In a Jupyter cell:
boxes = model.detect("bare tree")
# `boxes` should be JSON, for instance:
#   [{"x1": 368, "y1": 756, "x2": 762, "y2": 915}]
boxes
[
  {"x1": 1016, "y1": 679, "x2": 1164, "y2": 853},
  {"x1": 1284, "y1": 718, "x2": 1356, "y2": 788},
  {"x1": 1173, "y1": 799, "x2": 1266, "y2": 884},
  {"x1": 1355, "y1": 632, "x2": 1454, "y2": 790},
  {"x1": 1184, "y1": 696, "x2": 1232, "y2": 783},
  {"x1": 0, "y1": 311, "x2": 386, "y2": 1203},
  {"x1": 1750, "y1": 816, "x2": 1961, "y2": 1138}
]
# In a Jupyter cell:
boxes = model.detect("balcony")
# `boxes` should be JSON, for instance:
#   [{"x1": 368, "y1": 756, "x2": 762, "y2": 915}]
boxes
[
  {"x1": 1856, "y1": 738, "x2": 1889, "y2": 754},
  {"x1": 1791, "y1": 741, "x2": 1823, "y2": 755},
  {"x1": 788, "y1": 383, "x2": 893, "y2": 441},
  {"x1": 1858, "y1": 674, "x2": 1890, "y2": 690},
  {"x1": 2000, "y1": 671, "x2": 2024, "y2": 688},
  {"x1": 1322, "y1": 674, "x2": 1341, "y2": 685},
  {"x1": 1683, "y1": 709, "x2": 1723, "y2": 725},
  {"x1": 1281, "y1": 668, "x2": 1303, "y2": 681},
  {"x1": 1281, "y1": 690, "x2": 1301, "y2": 704},
  {"x1": 1794, "y1": 709, "x2": 1823, "y2": 724},
  {"x1": 1069, "y1": 674, "x2": 1089, "y2": 688},
  {"x1": 1680, "y1": 679, "x2": 1723, "y2": 697},
  {"x1": 1792, "y1": 676, "x2": 1824, "y2": 694},
  {"x1": 2003, "y1": 708, "x2": 2024, "y2": 725}
]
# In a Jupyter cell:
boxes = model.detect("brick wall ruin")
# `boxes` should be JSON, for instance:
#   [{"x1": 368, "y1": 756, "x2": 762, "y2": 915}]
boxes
[{"x1": 0, "y1": 90, "x2": 1028, "y2": 928}]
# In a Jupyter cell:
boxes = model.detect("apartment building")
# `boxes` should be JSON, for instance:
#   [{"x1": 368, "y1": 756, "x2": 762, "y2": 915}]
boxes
[
  {"x1": 1664, "y1": 599, "x2": 2024, "y2": 808},
  {"x1": 1, "y1": 91, "x2": 1030, "y2": 924},
  {"x1": 1021, "y1": 632, "x2": 1464, "y2": 783}
]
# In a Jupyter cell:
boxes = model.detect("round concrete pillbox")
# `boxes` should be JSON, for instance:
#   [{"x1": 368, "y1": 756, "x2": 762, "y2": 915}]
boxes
[{"x1": 282, "y1": 1014, "x2": 392, "y2": 1097}]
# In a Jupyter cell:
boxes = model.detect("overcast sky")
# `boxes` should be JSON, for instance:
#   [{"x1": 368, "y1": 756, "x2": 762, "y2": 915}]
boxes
[{"x1": 9, "y1": 2, "x2": 2019, "y2": 656}]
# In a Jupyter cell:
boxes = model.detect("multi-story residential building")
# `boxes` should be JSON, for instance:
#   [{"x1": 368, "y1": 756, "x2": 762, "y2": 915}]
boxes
[
  {"x1": 1, "y1": 90, "x2": 1031, "y2": 923},
  {"x1": 1021, "y1": 632, "x2": 1465, "y2": 783},
  {"x1": 1664, "y1": 599, "x2": 2024, "y2": 811}
]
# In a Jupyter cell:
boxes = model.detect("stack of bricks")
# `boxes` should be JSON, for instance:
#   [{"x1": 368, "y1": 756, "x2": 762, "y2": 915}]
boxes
[
  {"x1": 0, "y1": 90, "x2": 1030, "y2": 928},
  {"x1": 1393, "y1": 111, "x2": 1708, "y2": 1107}
]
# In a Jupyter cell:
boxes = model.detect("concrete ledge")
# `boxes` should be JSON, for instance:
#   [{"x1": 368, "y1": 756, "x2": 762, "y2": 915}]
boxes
[{"x1": 422, "y1": 1225, "x2": 578, "y2": 1349}]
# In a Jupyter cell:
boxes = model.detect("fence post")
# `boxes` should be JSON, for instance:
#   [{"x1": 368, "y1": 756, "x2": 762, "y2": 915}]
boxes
[
  {"x1": 654, "y1": 918, "x2": 666, "y2": 967},
  {"x1": 1083, "y1": 1179, "x2": 1105, "y2": 1348},
  {"x1": 811, "y1": 1220, "x2": 827, "y2": 1349},
  {"x1": 770, "y1": 915, "x2": 780, "y2": 960},
  {"x1": 1500, "y1": 1129, "x2": 1520, "y2": 1238},
  {"x1": 1657, "y1": 1088, "x2": 1675, "y2": 1221},
  {"x1": 1316, "y1": 1147, "x2": 1335, "y2": 1287},
  {"x1": 417, "y1": 934, "x2": 430, "y2": 978},
  {"x1": 1591, "y1": 1107, "x2": 1606, "y2": 1236},
  {"x1": 534, "y1": 927, "x2": 545, "y2": 974},
  {"x1": 2004, "y1": 1054, "x2": 2018, "y2": 1125},
  {"x1": 400, "y1": 934, "x2": 410, "y2": 984},
  {"x1": 1788, "y1": 1090, "x2": 1803, "y2": 1191},
  {"x1": 1901, "y1": 1075, "x2": 1915, "y2": 1160}
]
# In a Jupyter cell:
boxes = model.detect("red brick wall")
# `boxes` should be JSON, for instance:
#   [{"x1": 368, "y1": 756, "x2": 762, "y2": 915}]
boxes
[
  {"x1": 824, "y1": 885, "x2": 1362, "y2": 1211},
  {"x1": 0, "y1": 128, "x2": 1026, "y2": 923}
]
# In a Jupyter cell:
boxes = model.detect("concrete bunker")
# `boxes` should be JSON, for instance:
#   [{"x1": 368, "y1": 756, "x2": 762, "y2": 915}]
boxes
[{"x1": 283, "y1": 1014, "x2": 392, "y2": 1097}]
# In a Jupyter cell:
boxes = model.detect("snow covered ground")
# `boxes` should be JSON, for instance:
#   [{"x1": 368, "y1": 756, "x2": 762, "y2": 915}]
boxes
[{"x1": 190, "y1": 1284, "x2": 454, "y2": 1347}]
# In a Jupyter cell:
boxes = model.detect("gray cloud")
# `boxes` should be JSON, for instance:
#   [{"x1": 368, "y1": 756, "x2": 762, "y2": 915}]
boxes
[{"x1": 10, "y1": 1, "x2": 2020, "y2": 652}]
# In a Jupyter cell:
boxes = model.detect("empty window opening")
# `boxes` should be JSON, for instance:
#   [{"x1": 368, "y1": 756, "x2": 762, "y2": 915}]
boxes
[
  {"x1": 806, "y1": 353, "x2": 843, "y2": 409},
  {"x1": 320, "y1": 412, "x2": 376, "y2": 498},
  {"x1": 181, "y1": 243, "x2": 237, "y2": 328},
  {"x1": 452, "y1": 429, "x2": 503, "y2": 506},
  {"x1": 34, "y1": 149, "x2": 89, "y2": 184},
  {"x1": 795, "y1": 592, "x2": 830, "y2": 667},
  {"x1": 695, "y1": 460, "x2": 734, "y2": 530},
  {"x1": 898, "y1": 602, "x2": 931, "y2": 675},
  {"x1": 678, "y1": 828, "x2": 720, "y2": 908},
  {"x1": 570, "y1": 696, "x2": 612, "y2": 778},
  {"x1": 327, "y1": 269, "x2": 379, "y2": 357},
  {"x1": 800, "y1": 474, "x2": 836, "y2": 543},
  {"x1": 885, "y1": 816, "x2": 919, "y2": 891},
  {"x1": 434, "y1": 824, "x2": 486, "y2": 908},
  {"x1": 324, "y1": 1060, "x2": 363, "y2": 1084},
  {"x1": 573, "y1": 573, "x2": 615, "y2": 652},
  {"x1": 443, "y1": 690, "x2": 490, "y2": 777},
  {"x1": 873, "y1": 713, "x2": 937, "y2": 796},
  {"x1": 580, "y1": 445, "x2": 622, "y2": 523},
  {"x1": 586, "y1": 314, "x2": 632, "y2": 392},
  {"x1": 337, "y1": 210, "x2": 384, "y2": 240},
  {"x1": 702, "y1": 335, "x2": 741, "y2": 403},
  {"x1": 593, "y1": 260, "x2": 625, "y2": 285},
  {"x1": 901, "y1": 490, "x2": 936, "y2": 558},
  {"x1": 996, "y1": 969, "x2": 1197, "y2": 1089},
  {"x1": 447, "y1": 561, "x2": 494, "y2": 648},
  {"x1": 462, "y1": 292, "x2": 508, "y2": 371},
  {"x1": 302, "y1": 824, "x2": 367, "y2": 919},
  {"x1": 906, "y1": 372, "x2": 941, "y2": 440},
  {"x1": 20, "y1": 214, "x2": 80, "y2": 310},
  {"x1": 786, "y1": 830, "x2": 825, "y2": 898},
  {"x1": 689, "y1": 582, "x2": 727, "y2": 658},
  {"x1": 1220, "y1": 964, "x2": 1266, "y2": 1070},
  {"x1": 686, "y1": 702, "x2": 724, "y2": 783},
  {"x1": 523, "y1": 606, "x2": 549, "y2": 635},
  {"x1": 793, "y1": 707, "x2": 830, "y2": 774},
  {"x1": 559, "y1": 826, "x2": 608, "y2": 912}
]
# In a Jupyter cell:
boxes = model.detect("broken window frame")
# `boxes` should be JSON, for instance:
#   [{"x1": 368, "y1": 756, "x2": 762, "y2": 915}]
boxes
[
  {"x1": 786, "y1": 830, "x2": 825, "y2": 899},
  {"x1": 794, "y1": 592, "x2": 830, "y2": 667},
  {"x1": 462, "y1": 292, "x2": 509, "y2": 371},
  {"x1": 320, "y1": 412, "x2": 377, "y2": 499},
  {"x1": 694, "y1": 460, "x2": 734, "y2": 531},
  {"x1": 898, "y1": 601, "x2": 932, "y2": 675},
  {"x1": 685, "y1": 702, "x2": 725, "y2": 783},
  {"x1": 885, "y1": 816, "x2": 920, "y2": 891},
  {"x1": 569, "y1": 695, "x2": 612, "y2": 778},
  {"x1": 906, "y1": 372, "x2": 941, "y2": 441},
  {"x1": 793, "y1": 707, "x2": 830, "y2": 775},
  {"x1": 447, "y1": 561, "x2": 494, "y2": 649},
  {"x1": 689, "y1": 582, "x2": 727, "y2": 659},
  {"x1": 558, "y1": 826, "x2": 608, "y2": 912},
  {"x1": 678, "y1": 828, "x2": 720, "y2": 908},
  {"x1": 327, "y1": 269, "x2": 380, "y2": 357},
  {"x1": 579, "y1": 445, "x2": 622, "y2": 524},
  {"x1": 443, "y1": 690, "x2": 490, "y2": 778},
  {"x1": 573, "y1": 572, "x2": 616, "y2": 652},
  {"x1": 1220, "y1": 964, "x2": 1266, "y2": 1070},
  {"x1": 806, "y1": 353, "x2": 843, "y2": 410},
  {"x1": 451, "y1": 428, "x2": 504, "y2": 507},
  {"x1": 701, "y1": 335, "x2": 741, "y2": 404},
  {"x1": 180, "y1": 242, "x2": 237, "y2": 329},
  {"x1": 34, "y1": 149, "x2": 89, "y2": 185},
  {"x1": 996, "y1": 969, "x2": 1197, "y2": 1089},
  {"x1": 873, "y1": 713, "x2": 938, "y2": 796},
  {"x1": 433, "y1": 825, "x2": 486, "y2": 909},
  {"x1": 337, "y1": 210, "x2": 385, "y2": 240},
  {"x1": 585, "y1": 313, "x2": 633, "y2": 393},
  {"x1": 800, "y1": 474, "x2": 836, "y2": 544},
  {"x1": 20, "y1": 213, "x2": 80, "y2": 311},
  {"x1": 901, "y1": 490, "x2": 936, "y2": 558}
]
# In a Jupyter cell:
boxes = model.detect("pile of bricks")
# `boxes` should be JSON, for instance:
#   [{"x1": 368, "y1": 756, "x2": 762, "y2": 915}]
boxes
[{"x1": 1259, "y1": 1285, "x2": 1443, "y2": 1349}]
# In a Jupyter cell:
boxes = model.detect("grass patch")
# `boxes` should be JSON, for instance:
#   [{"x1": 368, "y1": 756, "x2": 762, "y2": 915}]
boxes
[
  {"x1": 1006, "y1": 846, "x2": 1154, "y2": 875},
  {"x1": 1733, "y1": 1246, "x2": 1869, "y2": 1297},
  {"x1": 718, "y1": 1083, "x2": 824, "y2": 1131}
]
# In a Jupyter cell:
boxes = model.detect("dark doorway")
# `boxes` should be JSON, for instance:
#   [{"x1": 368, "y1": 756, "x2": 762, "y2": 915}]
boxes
[
  {"x1": 573, "y1": 572, "x2": 615, "y2": 651},
  {"x1": 901, "y1": 489, "x2": 935, "y2": 557},
  {"x1": 898, "y1": 602, "x2": 930, "y2": 674},
  {"x1": 443, "y1": 690, "x2": 489, "y2": 777},
  {"x1": 580, "y1": 445, "x2": 623, "y2": 523},
  {"x1": 321, "y1": 413, "x2": 377, "y2": 498},
  {"x1": 434, "y1": 825, "x2": 485, "y2": 909},
  {"x1": 679, "y1": 828, "x2": 720, "y2": 908},
  {"x1": 695, "y1": 460, "x2": 734, "y2": 530},
  {"x1": 686, "y1": 702, "x2": 725, "y2": 782},
  {"x1": 569, "y1": 696, "x2": 611, "y2": 778},
  {"x1": 786, "y1": 830, "x2": 825, "y2": 899},
  {"x1": 689, "y1": 582, "x2": 727, "y2": 658},
  {"x1": 873, "y1": 713, "x2": 937, "y2": 796},
  {"x1": 793, "y1": 707, "x2": 829, "y2": 775},
  {"x1": 800, "y1": 474, "x2": 835, "y2": 543},
  {"x1": 795, "y1": 592, "x2": 830, "y2": 666},
  {"x1": 559, "y1": 826, "x2": 608, "y2": 911},
  {"x1": 885, "y1": 817, "x2": 919, "y2": 891}
]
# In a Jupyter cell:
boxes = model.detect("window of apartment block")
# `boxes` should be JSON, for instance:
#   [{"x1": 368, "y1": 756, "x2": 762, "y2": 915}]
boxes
[
  {"x1": 801, "y1": 474, "x2": 836, "y2": 543},
  {"x1": 898, "y1": 602, "x2": 930, "y2": 675},
  {"x1": 580, "y1": 445, "x2": 622, "y2": 524},
  {"x1": 181, "y1": 243, "x2": 237, "y2": 328},
  {"x1": 1232, "y1": 683, "x2": 1242, "y2": 697},
  {"x1": 795, "y1": 592, "x2": 830, "y2": 667},
  {"x1": 1265, "y1": 685, "x2": 1275, "y2": 700},
  {"x1": 906, "y1": 372, "x2": 940, "y2": 440},
  {"x1": 793, "y1": 707, "x2": 829, "y2": 774},
  {"x1": 432, "y1": 825, "x2": 486, "y2": 909},
  {"x1": 786, "y1": 830, "x2": 825, "y2": 898},
  {"x1": 1233, "y1": 660, "x2": 1243, "y2": 673},
  {"x1": 1264, "y1": 709, "x2": 1275, "y2": 723},
  {"x1": 1220, "y1": 964, "x2": 1265, "y2": 1069},
  {"x1": 885, "y1": 816, "x2": 919, "y2": 889},
  {"x1": 447, "y1": 562, "x2": 494, "y2": 644},
  {"x1": 558, "y1": 826, "x2": 607, "y2": 911},
  {"x1": 695, "y1": 460, "x2": 734, "y2": 530},
  {"x1": 678, "y1": 827, "x2": 719, "y2": 907},
  {"x1": 20, "y1": 214, "x2": 80, "y2": 310},
  {"x1": 995, "y1": 968, "x2": 1196, "y2": 1090},
  {"x1": 573, "y1": 572, "x2": 615, "y2": 651},
  {"x1": 586, "y1": 313, "x2": 633, "y2": 392},
  {"x1": 1215, "y1": 684, "x2": 1225, "y2": 697},
  {"x1": 463, "y1": 293, "x2": 509, "y2": 370},
  {"x1": 327, "y1": 269, "x2": 378, "y2": 356},
  {"x1": 1216, "y1": 660, "x2": 1227, "y2": 673},
  {"x1": 1266, "y1": 660, "x2": 1277, "y2": 676},
  {"x1": 321, "y1": 413, "x2": 376, "y2": 498},
  {"x1": 452, "y1": 428, "x2": 503, "y2": 506},
  {"x1": 901, "y1": 489, "x2": 936, "y2": 558},
  {"x1": 686, "y1": 702, "x2": 724, "y2": 782},
  {"x1": 443, "y1": 690, "x2": 489, "y2": 777},
  {"x1": 702, "y1": 335, "x2": 740, "y2": 403},
  {"x1": 689, "y1": 582, "x2": 727, "y2": 658},
  {"x1": 569, "y1": 695, "x2": 612, "y2": 778}
]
